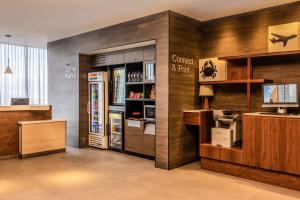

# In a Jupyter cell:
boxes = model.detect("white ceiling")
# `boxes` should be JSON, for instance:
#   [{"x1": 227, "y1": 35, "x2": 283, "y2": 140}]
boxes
[{"x1": 0, "y1": 0, "x2": 297, "y2": 48}]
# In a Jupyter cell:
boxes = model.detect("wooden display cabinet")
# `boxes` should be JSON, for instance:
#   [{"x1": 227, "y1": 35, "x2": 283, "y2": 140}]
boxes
[
  {"x1": 125, "y1": 120, "x2": 144, "y2": 154},
  {"x1": 124, "y1": 120, "x2": 155, "y2": 157},
  {"x1": 243, "y1": 114, "x2": 300, "y2": 175}
]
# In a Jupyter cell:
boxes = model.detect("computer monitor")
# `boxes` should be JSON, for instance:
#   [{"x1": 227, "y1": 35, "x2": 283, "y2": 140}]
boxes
[
  {"x1": 262, "y1": 83, "x2": 298, "y2": 114},
  {"x1": 11, "y1": 98, "x2": 30, "y2": 105}
]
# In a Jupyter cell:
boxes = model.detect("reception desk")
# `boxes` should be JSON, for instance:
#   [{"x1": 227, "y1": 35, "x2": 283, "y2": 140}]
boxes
[{"x1": 0, "y1": 105, "x2": 52, "y2": 159}]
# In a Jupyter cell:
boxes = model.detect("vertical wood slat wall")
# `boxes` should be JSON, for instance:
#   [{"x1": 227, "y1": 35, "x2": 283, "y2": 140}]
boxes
[
  {"x1": 74, "y1": 12, "x2": 170, "y2": 169},
  {"x1": 168, "y1": 12, "x2": 202, "y2": 169},
  {"x1": 49, "y1": 1, "x2": 300, "y2": 169},
  {"x1": 201, "y1": 2, "x2": 300, "y2": 113}
]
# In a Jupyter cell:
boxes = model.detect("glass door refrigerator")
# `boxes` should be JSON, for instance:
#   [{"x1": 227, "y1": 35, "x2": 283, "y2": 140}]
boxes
[
  {"x1": 109, "y1": 111, "x2": 124, "y2": 151},
  {"x1": 88, "y1": 72, "x2": 109, "y2": 149},
  {"x1": 111, "y1": 67, "x2": 125, "y2": 105},
  {"x1": 109, "y1": 67, "x2": 125, "y2": 151}
]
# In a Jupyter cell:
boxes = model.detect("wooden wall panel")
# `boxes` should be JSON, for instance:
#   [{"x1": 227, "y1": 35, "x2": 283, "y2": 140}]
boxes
[
  {"x1": 0, "y1": 110, "x2": 52, "y2": 158},
  {"x1": 79, "y1": 54, "x2": 100, "y2": 147},
  {"x1": 169, "y1": 12, "x2": 202, "y2": 169},
  {"x1": 251, "y1": 56, "x2": 300, "y2": 113},
  {"x1": 200, "y1": 2, "x2": 300, "y2": 112},
  {"x1": 49, "y1": 2, "x2": 300, "y2": 170},
  {"x1": 71, "y1": 12, "x2": 170, "y2": 169},
  {"x1": 284, "y1": 118, "x2": 300, "y2": 175},
  {"x1": 243, "y1": 116, "x2": 272, "y2": 169}
]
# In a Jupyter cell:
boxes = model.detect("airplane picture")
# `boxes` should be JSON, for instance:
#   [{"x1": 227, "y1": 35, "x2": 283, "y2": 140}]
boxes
[{"x1": 269, "y1": 33, "x2": 298, "y2": 47}]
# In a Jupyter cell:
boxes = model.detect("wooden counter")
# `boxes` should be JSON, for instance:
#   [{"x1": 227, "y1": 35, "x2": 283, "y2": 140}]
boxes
[
  {"x1": 0, "y1": 105, "x2": 51, "y2": 112},
  {"x1": 200, "y1": 112, "x2": 300, "y2": 191},
  {"x1": 19, "y1": 120, "x2": 66, "y2": 158},
  {"x1": 0, "y1": 106, "x2": 52, "y2": 159},
  {"x1": 244, "y1": 112, "x2": 300, "y2": 118}
]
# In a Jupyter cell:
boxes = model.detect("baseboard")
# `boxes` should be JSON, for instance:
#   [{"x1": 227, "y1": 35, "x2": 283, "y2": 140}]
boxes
[
  {"x1": 124, "y1": 150, "x2": 155, "y2": 160},
  {"x1": 19, "y1": 149, "x2": 66, "y2": 159},
  {"x1": 0, "y1": 154, "x2": 18, "y2": 160},
  {"x1": 201, "y1": 158, "x2": 300, "y2": 191}
]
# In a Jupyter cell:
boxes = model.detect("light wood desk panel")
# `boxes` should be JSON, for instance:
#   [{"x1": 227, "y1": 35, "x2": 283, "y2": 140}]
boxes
[{"x1": 19, "y1": 120, "x2": 66, "y2": 158}]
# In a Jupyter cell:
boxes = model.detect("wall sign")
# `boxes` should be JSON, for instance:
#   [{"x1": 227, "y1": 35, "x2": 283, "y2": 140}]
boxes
[
  {"x1": 65, "y1": 64, "x2": 78, "y2": 79},
  {"x1": 199, "y1": 58, "x2": 227, "y2": 82},
  {"x1": 170, "y1": 54, "x2": 194, "y2": 73},
  {"x1": 268, "y1": 22, "x2": 300, "y2": 53}
]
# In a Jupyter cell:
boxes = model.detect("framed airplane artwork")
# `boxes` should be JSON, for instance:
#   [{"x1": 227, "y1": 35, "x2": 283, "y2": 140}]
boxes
[{"x1": 268, "y1": 22, "x2": 300, "y2": 52}]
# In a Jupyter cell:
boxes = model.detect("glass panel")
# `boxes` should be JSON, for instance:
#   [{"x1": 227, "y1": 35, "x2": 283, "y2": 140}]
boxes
[
  {"x1": 112, "y1": 68, "x2": 125, "y2": 105},
  {"x1": 89, "y1": 82, "x2": 104, "y2": 135},
  {"x1": 109, "y1": 113, "x2": 122, "y2": 149},
  {"x1": 144, "y1": 63, "x2": 155, "y2": 82},
  {"x1": 98, "y1": 82, "x2": 104, "y2": 135}
]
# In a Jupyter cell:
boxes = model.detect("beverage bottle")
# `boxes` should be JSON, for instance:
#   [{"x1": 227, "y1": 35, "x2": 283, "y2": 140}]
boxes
[{"x1": 128, "y1": 72, "x2": 131, "y2": 82}]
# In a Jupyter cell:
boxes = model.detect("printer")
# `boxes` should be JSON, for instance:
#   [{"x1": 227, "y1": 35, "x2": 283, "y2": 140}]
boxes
[{"x1": 211, "y1": 110, "x2": 242, "y2": 148}]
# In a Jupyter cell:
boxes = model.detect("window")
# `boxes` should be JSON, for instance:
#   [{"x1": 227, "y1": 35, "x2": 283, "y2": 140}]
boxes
[{"x1": 0, "y1": 44, "x2": 47, "y2": 105}]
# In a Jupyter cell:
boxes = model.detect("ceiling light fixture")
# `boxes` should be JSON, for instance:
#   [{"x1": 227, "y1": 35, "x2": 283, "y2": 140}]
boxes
[{"x1": 4, "y1": 35, "x2": 12, "y2": 74}]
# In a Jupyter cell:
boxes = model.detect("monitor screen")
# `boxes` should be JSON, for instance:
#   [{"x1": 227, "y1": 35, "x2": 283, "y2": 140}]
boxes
[
  {"x1": 11, "y1": 98, "x2": 30, "y2": 105},
  {"x1": 263, "y1": 84, "x2": 298, "y2": 106}
]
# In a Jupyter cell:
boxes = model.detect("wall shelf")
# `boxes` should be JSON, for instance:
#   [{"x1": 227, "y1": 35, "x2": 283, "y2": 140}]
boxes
[
  {"x1": 126, "y1": 82, "x2": 143, "y2": 85},
  {"x1": 144, "y1": 98, "x2": 156, "y2": 102},
  {"x1": 126, "y1": 98, "x2": 156, "y2": 102},
  {"x1": 219, "y1": 50, "x2": 300, "y2": 61},
  {"x1": 126, "y1": 98, "x2": 144, "y2": 101},
  {"x1": 207, "y1": 50, "x2": 300, "y2": 112},
  {"x1": 200, "y1": 79, "x2": 272, "y2": 85},
  {"x1": 126, "y1": 81, "x2": 155, "y2": 85}
]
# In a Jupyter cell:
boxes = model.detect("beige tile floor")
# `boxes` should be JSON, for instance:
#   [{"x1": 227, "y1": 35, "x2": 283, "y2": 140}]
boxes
[{"x1": 1, "y1": 147, "x2": 300, "y2": 200}]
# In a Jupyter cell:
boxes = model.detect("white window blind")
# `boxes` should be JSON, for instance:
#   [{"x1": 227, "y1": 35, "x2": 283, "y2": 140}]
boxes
[{"x1": 0, "y1": 44, "x2": 48, "y2": 105}]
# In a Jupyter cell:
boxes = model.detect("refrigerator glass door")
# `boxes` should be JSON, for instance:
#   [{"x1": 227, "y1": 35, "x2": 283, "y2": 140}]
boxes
[
  {"x1": 89, "y1": 82, "x2": 105, "y2": 135},
  {"x1": 109, "y1": 112, "x2": 123, "y2": 150},
  {"x1": 112, "y1": 68, "x2": 125, "y2": 105}
]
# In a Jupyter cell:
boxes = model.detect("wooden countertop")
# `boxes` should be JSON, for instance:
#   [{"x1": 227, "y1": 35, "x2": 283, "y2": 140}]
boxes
[
  {"x1": 244, "y1": 112, "x2": 300, "y2": 119},
  {"x1": 0, "y1": 105, "x2": 51, "y2": 112},
  {"x1": 18, "y1": 120, "x2": 66, "y2": 125}
]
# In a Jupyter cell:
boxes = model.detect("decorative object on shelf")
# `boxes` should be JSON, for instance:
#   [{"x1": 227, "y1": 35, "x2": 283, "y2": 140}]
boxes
[
  {"x1": 199, "y1": 85, "x2": 214, "y2": 110},
  {"x1": 128, "y1": 71, "x2": 143, "y2": 82},
  {"x1": 199, "y1": 58, "x2": 226, "y2": 82},
  {"x1": 4, "y1": 35, "x2": 13, "y2": 74},
  {"x1": 127, "y1": 112, "x2": 143, "y2": 121},
  {"x1": 128, "y1": 91, "x2": 143, "y2": 99},
  {"x1": 132, "y1": 112, "x2": 142, "y2": 116},
  {"x1": 150, "y1": 85, "x2": 156, "y2": 99},
  {"x1": 268, "y1": 22, "x2": 300, "y2": 52}
]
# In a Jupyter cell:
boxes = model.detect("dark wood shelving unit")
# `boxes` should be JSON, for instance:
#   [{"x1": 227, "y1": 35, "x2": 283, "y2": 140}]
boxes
[
  {"x1": 124, "y1": 58, "x2": 156, "y2": 158},
  {"x1": 201, "y1": 50, "x2": 300, "y2": 112},
  {"x1": 198, "y1": 50, "x2": 300, "y2": 166}
]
